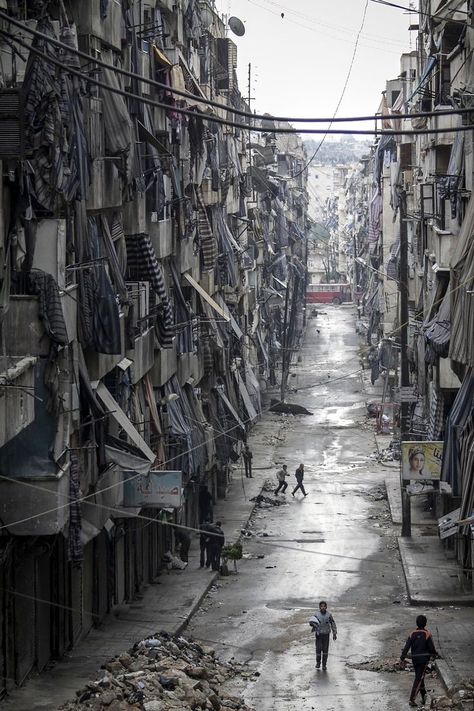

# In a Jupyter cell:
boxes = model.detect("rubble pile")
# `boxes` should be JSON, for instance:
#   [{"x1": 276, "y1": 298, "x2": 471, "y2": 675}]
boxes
[
  {"x1": 346, "y1": 657, "x2": 403, "y2": 673},
  {"x1": 249, "y1": 493, "x2": 287, "y2": 508},
  {"x1": 366, "y1": 484, "x2": 388, "y2": 501},
  {"x1": 59, "y1": 633, "x2": 255, "y2": 711},
  {"x1": 368, "y1": 445, "x2": 400, "y2": 464},
  {"x1": 431, "y1": 679, "x2": 474, "y2": 710}
]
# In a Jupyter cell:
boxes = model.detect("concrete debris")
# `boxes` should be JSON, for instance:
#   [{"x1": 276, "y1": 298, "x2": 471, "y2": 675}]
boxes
[
  {"x1": 346, "y1": 657, "x2": 405, "y2": 673},
  {"x1": 59, "y1": 633, "x2": 255, "y2": 711},
  {"x1": 249, "y1": 494, "x2": 287, "y2": 508},
  {"x1": 269, "y1": 402, "x2": 313, "y2": 416},
  {"x1": 366, "y1": 485, "x2": 388, "y2": 501},
  {"x1": 369, "y1": 445, "x2": 400, "y2": 463},
  {"x1": 431, "y1": 679, "x2": 474, "y2": 710}
]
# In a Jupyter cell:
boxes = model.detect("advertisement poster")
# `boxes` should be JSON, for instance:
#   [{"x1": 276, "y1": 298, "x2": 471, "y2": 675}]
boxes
[
  {"x1": 401, "y1": 441, "x2": 443, "y2": 481},
  {"x1": 123, "y1": 470, "x2": 182, "y2": 509}
]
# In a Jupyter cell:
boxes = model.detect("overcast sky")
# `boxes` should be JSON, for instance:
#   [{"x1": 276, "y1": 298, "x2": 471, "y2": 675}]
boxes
[{"x1": 215, "y1": 0, "x2": 416, "y2": 136}]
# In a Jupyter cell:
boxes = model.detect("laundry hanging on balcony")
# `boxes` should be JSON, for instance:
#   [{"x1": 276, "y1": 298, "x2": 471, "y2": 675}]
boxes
[{"x1": 125, "y1": 233, "x2": 174, "y2": 348}]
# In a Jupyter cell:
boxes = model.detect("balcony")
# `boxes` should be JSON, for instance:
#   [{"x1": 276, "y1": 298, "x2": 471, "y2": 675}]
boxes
[
  {"x1": 149, "y1": 346, "x2": 177, "y2": 387},
  {"x1": 86, "y1": 314, "x2": 125, "y2": 381},
  {"x1": 71, "y1": 0, "x2": 123, "y2": 51},
  {"x1": 127, "y1": 327, "x2": 155, "y2": 384},
  {"x1": 0, "y1": 357, "x2": 36, "y2": 447},
  {"x1": 149, "y1": 217, "x2": 173, "y2": 259},
  {"x1": 87, "y1": 158, "x2": 122, "y2": 212},
  {"x1": 3, "y1": 284, "x2": 77, "y2": 356},
  {"x1": 177, "y1": 352, "x2": 203, "y2": 387},
  {"x1": 431, "y1": 108, "x2": 460, "y2": 146}
]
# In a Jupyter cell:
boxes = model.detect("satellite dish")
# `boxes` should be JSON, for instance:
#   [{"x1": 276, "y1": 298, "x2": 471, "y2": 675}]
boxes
[{"x1": 228, "y1": 16, "x2": 245, "y2": 37}]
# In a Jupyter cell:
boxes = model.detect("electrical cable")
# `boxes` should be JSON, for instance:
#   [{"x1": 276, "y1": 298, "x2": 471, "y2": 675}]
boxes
[
  {"x1": 1, "y1": 470, "x2": 472, "y2": 576},
  {"x1": 246, "y1": 0, "x2": 408, "y2": 47},
  {"x1": 292, "y1": 0, "x2": 369, "y2": 178},
  {"x1": 243, "y1": 0, "x2": 404, "y2": 55},
  {"x1": 369, "y1": 0, "x2": 470, "y2": 26},
  {"x1": 1, "y1": 11, "x2": 474, "y2": 128}
]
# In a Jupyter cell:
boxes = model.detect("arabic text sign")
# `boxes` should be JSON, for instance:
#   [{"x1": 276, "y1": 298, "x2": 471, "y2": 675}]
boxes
[
  {"x1": 123, "y1": 470, "x2": 182, "y2": 508},
  {"x1": 401, "y1": 441, "x2": 443, "y2": 481}
]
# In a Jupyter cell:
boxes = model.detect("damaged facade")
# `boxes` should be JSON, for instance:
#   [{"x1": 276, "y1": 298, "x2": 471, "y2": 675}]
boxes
[
  {"x1": 351, "y1": 1, "x2": 474, "y2": 584},
  {"x1": 0, "y1": 0, "x2": 308, "y2": 693}
]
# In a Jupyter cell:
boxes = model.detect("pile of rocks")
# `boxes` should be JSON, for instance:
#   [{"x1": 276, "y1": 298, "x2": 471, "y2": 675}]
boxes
[
  {"x1": 431, "y1": 679, "x2": 474, "y2": 709},
  {"x1": 249, "y1": 493, "x2": 287, "y2": 508},
  {"x1": 59, "y1": 633, "x2": 255, "y2": 711}
]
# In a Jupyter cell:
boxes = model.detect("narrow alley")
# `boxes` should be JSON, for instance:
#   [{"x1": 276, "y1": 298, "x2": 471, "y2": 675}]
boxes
[{"x1": 188, "y1": 306, "x2": 445, "y2": 710}]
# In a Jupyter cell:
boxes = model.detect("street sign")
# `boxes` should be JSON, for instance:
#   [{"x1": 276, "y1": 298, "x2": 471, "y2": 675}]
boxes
[{"x1": 123, "y1": 470, "x2": 182, "y2": 509}]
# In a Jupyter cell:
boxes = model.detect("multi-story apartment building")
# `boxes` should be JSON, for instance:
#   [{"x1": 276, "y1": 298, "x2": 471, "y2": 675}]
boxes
[
  {"x1": 0, "y1": 0, "x2": 308, "y2": 692},
  {"x1": 353, "y1": 0, "x2": 474, "y2": 584}
]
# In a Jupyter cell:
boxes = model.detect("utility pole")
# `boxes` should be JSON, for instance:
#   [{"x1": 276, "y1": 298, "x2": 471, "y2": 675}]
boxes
[{"x1": 399, "y1": 189, "x2": 411, "y2": 537}]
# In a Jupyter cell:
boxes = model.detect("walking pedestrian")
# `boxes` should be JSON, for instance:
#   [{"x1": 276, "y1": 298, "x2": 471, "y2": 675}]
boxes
[
  {"x1": 199, "y1": 522, "x2": 212, "y2": 568},
  {"x1": 400, "y1": 614, "x2": 438, "y2": 707},
  {"x1": 292, "y1": 463, "x2": 307, "y2": 497},
  {"x1": 274, "y1": 464, "x2": 289, "y2": 494},
  {"x1": 209, "y1": 520, "x2": 225, "y2": 571},
  {"x1": 242, "y1": 445, "x2": 253, "y2": 478},
  {"x1": 309, "y1": 601, "x2": 337, "y2": 670}
]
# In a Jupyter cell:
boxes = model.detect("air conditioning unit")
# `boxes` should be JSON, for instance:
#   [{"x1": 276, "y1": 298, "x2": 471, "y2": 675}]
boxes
[{"x1": 0, "y1": 89, "x2": 24, "y2": 159}]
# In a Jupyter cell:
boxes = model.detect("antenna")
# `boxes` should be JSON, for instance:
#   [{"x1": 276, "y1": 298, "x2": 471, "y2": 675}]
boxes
[{"x1": 228, "y1": 16, "x2": 245, "y2": 36}]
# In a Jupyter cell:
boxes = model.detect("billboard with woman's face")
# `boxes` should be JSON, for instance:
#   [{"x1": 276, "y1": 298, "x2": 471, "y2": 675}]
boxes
[{"x1": 401, "y1": 441, "x2": 443, "y2": 481}]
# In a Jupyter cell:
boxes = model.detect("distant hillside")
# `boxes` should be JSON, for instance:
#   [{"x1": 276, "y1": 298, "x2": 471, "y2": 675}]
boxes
[{"x1": 304, "y1": 137, "x2": 370, "y2": 165}]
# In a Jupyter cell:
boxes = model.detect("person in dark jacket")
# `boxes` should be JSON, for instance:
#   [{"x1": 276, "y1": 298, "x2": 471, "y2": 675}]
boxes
[
  {"x1": 292, "y1": 463, "x2": 307, "y2": 497},
  {"x1": 209, "y1": 521, "x2": 225, "y2": 571},
  {"x1": 199, "y1": 485, "x2": 214, "y2": 523},
  {"x1": 242, "y1": 445, "x2": 253, "y2": 478},
  {"x1": 400, "y1": 614, "x2": 438, "y2": 707},
  {"x1": 199, "y1": 523, "x2": 212, "y2": 568},
  {"x1": 174, "y1": 527, "x2": 191, "y2": 563}
]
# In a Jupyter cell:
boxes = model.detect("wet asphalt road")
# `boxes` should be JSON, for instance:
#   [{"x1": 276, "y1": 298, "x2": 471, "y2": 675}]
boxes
[{"x1": 188, "y1": 307, "x2": 443, "y2": 710}]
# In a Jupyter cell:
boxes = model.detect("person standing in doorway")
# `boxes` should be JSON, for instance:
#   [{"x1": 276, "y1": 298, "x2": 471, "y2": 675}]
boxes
[
  {"x1": 209, "y1": 520, "x2": 225, "y2": 571},
  {"x1": 400, "y1": 614, "x2": 438, "y2": 707},
  {"x1": 309, "y1": 601, "x2": 337, "y2": 670},
  {"x1": 292, "y1": 463, "x2": 307, "y2": 497},
  {"x1": 243, "y1": 445, "x2": 253, "y2": 478},
  {"x1": 274, "y1": 464, "x2": 289, "y2": 494}
]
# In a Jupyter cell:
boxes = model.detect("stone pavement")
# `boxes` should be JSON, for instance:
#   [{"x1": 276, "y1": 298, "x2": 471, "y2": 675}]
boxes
[
  {"x1": 385, "y1": 463, "x2": 474, "y2": 691},
  {"x1": 1, "y1": 413, "x2": 284, "y2": 711}
]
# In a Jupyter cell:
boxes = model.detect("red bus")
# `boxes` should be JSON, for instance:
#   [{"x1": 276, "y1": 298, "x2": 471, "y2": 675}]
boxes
[{"x1": 306, "y1": 283, "x2": 352, "y2": 305}]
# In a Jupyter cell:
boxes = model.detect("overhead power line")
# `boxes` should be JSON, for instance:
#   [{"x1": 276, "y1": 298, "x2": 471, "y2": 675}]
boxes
[
  {"x1": 0, "y1": 11, "x2": 474, "y2": 128},
  {"x1": 369, "y1": 0, "x2": 470, "y2": 26},
  {"x1": 4, "y1": 26, "x2": 474, "y2": 138}
]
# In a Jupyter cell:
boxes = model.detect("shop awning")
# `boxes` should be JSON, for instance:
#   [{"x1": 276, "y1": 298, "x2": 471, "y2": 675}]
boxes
[
  {"x1": 153, "y1": 44, "x2": 173, "y2": 68},
  {"x1": 236, "y1": 372, "x2": 257, "y2": 421},
  {"x1": 183, "y1": 272, "x2": 230, "y2": 321},
  {"x1": 216, "y1": 387, "x2": 246, "y2": 430},
  {"x1": 96, "y1": 383, "x2": 155, "y2": 462}
]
